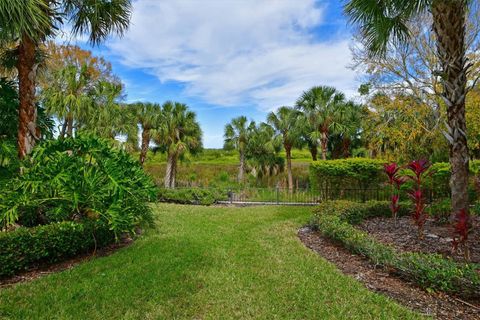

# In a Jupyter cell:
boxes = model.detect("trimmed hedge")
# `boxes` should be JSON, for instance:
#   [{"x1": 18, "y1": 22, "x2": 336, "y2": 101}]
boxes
[
  {"x1": 157, "y1": 188, "x2": 227, "y2": 205},
  {"x1": 310, "y1": 201, "x2": 480, "y2": 298},
  {"x1": 309, "y1": 158, "x2": 385, "y2": 191},
  {"x1": 0, "y1": 221, "x2": 115, "y2": 278}
]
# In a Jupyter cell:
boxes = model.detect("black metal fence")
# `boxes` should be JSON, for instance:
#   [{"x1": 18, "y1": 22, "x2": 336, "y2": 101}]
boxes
[{"x1": 215, "y1": 187, "x2": 449, "y2": 205}]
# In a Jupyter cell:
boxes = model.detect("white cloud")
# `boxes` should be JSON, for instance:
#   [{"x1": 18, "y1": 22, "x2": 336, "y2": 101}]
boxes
[{"x1": 109, "y1": 0, "x2": 357, "y2": 111}]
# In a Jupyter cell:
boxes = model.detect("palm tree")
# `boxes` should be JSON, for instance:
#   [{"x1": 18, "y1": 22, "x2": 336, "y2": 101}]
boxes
[
  {"x1": 337, "y1": 101, "x2": 365, "y2": 158},
  {"x1": 0, "y1": 0, "x2": 131, "y2": 158},
  {"x1": 345, "y1": 0, "x2": 471, "y2": 214},
  {"x1": 296, "y1": 86, "x2": 346, "y2": 160},
  {"x1": 267, "y1": 107, "x2": 303, "y2": 192},
  {"x1": 134, "y1": 102, "x2": 161, "y2": 166},
  {"x1": 154, "y1": 101, "x2": 202, "y2": 188},
  {"x1": 224, "y1": 116, "x2": 252, "y2": 183},
  {"x1": 245, "y1": 123, "x2": 284, "y2": 182}
]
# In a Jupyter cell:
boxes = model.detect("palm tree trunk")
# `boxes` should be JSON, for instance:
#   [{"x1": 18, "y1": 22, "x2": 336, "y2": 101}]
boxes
[
  {"x1": 286, "y1": 145, "x2": 293, "y2": 193},
  {"x1": 342, "y1": 137, "x2": 351, "y2": 158},
  {"x1": 59, "y1": 118, "x2": 68, "y2": 139},
  {"x1": 238, "y1": 150, "x2": 245, "y2": 182},
  {"x1": 165, "y1": 153, "x2": 173, "y2": 188},
  {"x1": 66, "y1": 116, "x2": 74, "y2": 137},
  {"x1": 320, "y1": 130, "x2": 328, "y2": 160},
  {"x1": 432, "y1": 1, "x2": 469, "y2": 215},
  {"x1": 309, "y1": 144, "x2": 318, "y2": 161},
  {"x1": 139, "y1": 129, "x2": 150, "y2": 166},
  {"x1": 170, "y1": 155, "x2": 177, "y2": 188},
  {"x1": 17, "y1": 34, "x2": 38, "y2": 159}
]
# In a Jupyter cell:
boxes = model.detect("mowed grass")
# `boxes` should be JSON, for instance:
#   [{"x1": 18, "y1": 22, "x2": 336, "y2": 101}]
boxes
[{"x1": 0, "y1": 204, "x2": 422, "y2": 319}]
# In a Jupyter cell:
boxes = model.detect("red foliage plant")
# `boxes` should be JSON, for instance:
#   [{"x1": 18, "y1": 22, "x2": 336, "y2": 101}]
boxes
[
  {"x1": 384, "y1": 162, "x2": 404, "y2": 222},
  {"x1": 406, "y1": 159, "x2": 431, "y2": 239},
  {"x1": 452, "y1": 208, "x2": 471, "y2": 260}
]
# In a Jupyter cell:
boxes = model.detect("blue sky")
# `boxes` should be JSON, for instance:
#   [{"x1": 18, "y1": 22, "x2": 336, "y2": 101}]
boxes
[{"x1": 66, "y1": 0, "x2": 359, "y2": 148}]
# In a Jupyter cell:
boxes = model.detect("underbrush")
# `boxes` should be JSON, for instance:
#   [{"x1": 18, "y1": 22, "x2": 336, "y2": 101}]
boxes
[
  {"x1": 309, "y1": 201, "x2": 480, "y2": 298},
  {"x1": 157, "y1": 188, "x2": 228, "y2": 205}
]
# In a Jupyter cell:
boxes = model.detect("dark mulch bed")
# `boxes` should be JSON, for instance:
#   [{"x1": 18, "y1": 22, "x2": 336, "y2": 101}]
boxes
[
  {"x1": 0, "y1": 239, "x2": 132, "y2": 288},
  {"x1": 358, "y1": 216, "x2": 480, "y2": 264},
  {"x1": 299, "y1": 227, "x2": 480, "y2": 320}
]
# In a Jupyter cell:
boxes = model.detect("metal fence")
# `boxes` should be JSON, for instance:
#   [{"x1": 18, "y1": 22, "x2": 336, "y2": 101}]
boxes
[{"x1": 211, "y1": 186, "x2": 448, "y2": 206}]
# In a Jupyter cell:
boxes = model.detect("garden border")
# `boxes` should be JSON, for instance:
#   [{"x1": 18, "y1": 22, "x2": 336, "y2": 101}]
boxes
[{"x1": 309, "y1": 201, "x2": 480, "y2": 298}]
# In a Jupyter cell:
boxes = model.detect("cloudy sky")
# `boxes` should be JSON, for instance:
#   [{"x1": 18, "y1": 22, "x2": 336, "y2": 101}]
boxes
[{"x1": 71, "y1": 0, "x2": 360, "y2": 148}]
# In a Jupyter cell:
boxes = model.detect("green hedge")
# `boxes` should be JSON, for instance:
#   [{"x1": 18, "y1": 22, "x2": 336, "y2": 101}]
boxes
[
  {"x1": 309, "y1": 201, "x2": 480, "y2": 298},
  {"x1": 0, "y1": 221, "x2": 115, "y2": 278},
  {"x1": 309, "y1": 158, "x2": 385, "y2": 191},
  {"x1": 157, "y1": 188, "x2": 227, "y2": 205}
]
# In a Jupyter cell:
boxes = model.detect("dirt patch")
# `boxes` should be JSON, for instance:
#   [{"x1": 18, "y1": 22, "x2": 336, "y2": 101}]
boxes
[
  {"x1": 358, "y1": 216, "x2": 480, "y2": 263},
  {"x1": 299, "y1": 227, "x2": 480, "y2": 319},
  {"x1": 0, "y1": 239, "x2": 132, "y2": 288}
]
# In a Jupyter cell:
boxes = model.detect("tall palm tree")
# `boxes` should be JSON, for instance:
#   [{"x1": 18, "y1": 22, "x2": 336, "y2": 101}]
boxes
[
  {"x1": 345, "y1": 0, "x2": 471, "y2": 214},
  {"x1": 134, "y1": 102, "x2": 161, "y2": 166},
  {"x1": 337, "y1": 101, "x2": 365, "y2": 158},
  {"x1": 1, "y1": 0, "x2": 131, "y2": 158},
  {"x1": 296, "y1": 86, "x2": 346, "y2": 160},
  {"x1": 154, "y1": 101, "x2": 202, "y2": 188},
  {"x1": 267, "y1": 107, "x2": 303, "y2": 192},
  {"x1": 224, "y1": 116, "x2": 253, "y2": 183},
  {"x1": 42, "y1": 63, "x2": 92, "y2": 138}
]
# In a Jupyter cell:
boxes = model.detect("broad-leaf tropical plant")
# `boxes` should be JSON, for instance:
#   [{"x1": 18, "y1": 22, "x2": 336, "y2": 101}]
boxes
[{"x1": 345, "y1": 0, "x2": 473, "y2": 214}]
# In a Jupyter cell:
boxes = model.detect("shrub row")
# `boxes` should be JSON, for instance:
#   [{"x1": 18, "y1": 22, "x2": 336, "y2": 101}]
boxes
[
  {"x1": 157, "y1": 188, "x2": 227, "y2": 205},
  {"x1": 309, "y1": 158, "x2": 386, "y2": 191},
  {"x1": 0, "y1": 221, "x2": 115, "y2": 278},
  {"x1": 309, "y1": 201, "x2": 480, "y2": 298}
]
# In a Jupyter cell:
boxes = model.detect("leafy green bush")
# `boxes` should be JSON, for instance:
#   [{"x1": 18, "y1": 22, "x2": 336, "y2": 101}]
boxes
[
  {"x1": 0, "y1": 135, "x2": 156, "y2": 236},
  {"x1": 157, "y1": 188, "x2": 227, "y2": 205},
  {"x1": 309, "y1": 158, "x2": 385, "y2": 190},
  {"x1": 0, "y1": 220, "x2": 114, "y2": 277},
  {"x1": 310, "y1": 201, "x2": 480, "y2": 298},
  {"x1": 427, "y1": 198, "x2": 452, "y2": 224}
]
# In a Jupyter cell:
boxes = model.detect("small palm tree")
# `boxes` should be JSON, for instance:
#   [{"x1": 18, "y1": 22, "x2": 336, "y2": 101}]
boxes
[
  {"x1": 134, "y1": 102, "x2": 161, "y2": 166},
  {"x1": 345, "y1": 0, "x2": 471, "y2": 214},
  {"x1": 224, "y1": 116, "x2": 253, "y2": 183},
  {"x1": 336, "y1": 101, "x2": 365, "y2": 158},
  {"x1": 154, "y1": 101, "x2": 202, "y2": 188},
  {"x1": 267, "y1": 107, "x2": 303, "y2": 192},
  {"x1": 296, "y1": 86, "x2": 346, "y2": 160},
  {"x1": 0, "y1": 0, "x2": 131, "y2": 158}
]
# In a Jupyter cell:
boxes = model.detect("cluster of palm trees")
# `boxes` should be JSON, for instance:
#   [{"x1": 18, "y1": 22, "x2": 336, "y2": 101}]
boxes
[
  {"x1": 225, "y1": 86, "x2": 364, "y2": 192},
  {"x1": 0, "y1": 0, "x2": 132, "y2": 159}
]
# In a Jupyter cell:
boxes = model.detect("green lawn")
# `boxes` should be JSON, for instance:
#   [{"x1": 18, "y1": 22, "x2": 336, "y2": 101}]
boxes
[{"x1": 0, "y1": 204, "x2": 422, "y2": 319}]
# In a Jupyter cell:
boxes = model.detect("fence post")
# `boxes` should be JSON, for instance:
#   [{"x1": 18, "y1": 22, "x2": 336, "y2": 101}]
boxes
[
  {"x1": 276, "y1": 185, "x2": 279, "y2": 205},
  {"x1": 228, "y1": 189, "x2": 233, "y2": 204}
]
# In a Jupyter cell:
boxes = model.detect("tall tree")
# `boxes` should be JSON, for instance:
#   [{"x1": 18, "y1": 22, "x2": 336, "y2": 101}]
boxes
[
  {"x1": 296, "y1": 86, "x2": 346, "y2": 160},
  {"x1": 345, "y1": 0, "x2": 473, "y2": 214},
  {"x1": 154, "y1": 101, "x2": 202, "y2": 188},
  {"x1": 224, "y1": 116, "x2": 252, "y2": 183},
  {"x1": 134, "y1": 102, "x2": 161, "y2": 166},
  {"x1": 0, "y1": 0, "x2": 131, "y2": 158},
  {"x1": 267, "y1": 107, "x2": 302, "y2": 192}
]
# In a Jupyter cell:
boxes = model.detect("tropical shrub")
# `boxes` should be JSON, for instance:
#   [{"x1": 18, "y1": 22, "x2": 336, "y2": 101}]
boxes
[
  {"x1": 310, "y1": 201, "x2": 480, "y2": 298},
  {"x1": 309, "y1": 158, "x2": 385, "y2": 192},
  {"x1": 0, "y1": 220, "x2": 114, "y2": 278},
  {"x1": 0, "y1": 135, "x2": 156, "y2": 236},
  {"x1": 157, "y1": 188, "x2": 227, "y2": 205}
]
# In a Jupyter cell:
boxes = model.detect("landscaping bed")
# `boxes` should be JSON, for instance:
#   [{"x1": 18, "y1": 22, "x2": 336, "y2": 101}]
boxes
[
  {"x1": 299, "y1": 227, "x2": 480, "y2": 319},
  {"x1": 309, "y1": 201, "x2": 480, "y2": 299},
  {"x1": 359, "y1": 215, "x2": 480, "y2": 264}
]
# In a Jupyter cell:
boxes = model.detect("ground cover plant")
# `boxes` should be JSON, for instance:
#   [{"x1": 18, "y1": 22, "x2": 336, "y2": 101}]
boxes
[
  {"x1": 310, "y1": 201, "x2": 480, "y2": 298},
  {"x1": 0, "y1": 204, "x2": 421, "y2": 319}
]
